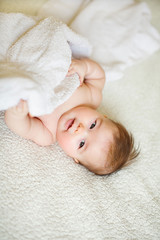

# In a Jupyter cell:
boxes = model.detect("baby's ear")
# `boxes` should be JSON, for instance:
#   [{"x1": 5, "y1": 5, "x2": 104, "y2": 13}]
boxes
[{"x1": 73, "y1": 158, "x2": 80, "y2": 164}]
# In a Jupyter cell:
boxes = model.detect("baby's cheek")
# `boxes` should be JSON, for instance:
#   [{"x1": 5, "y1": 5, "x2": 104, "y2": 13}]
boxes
[{"x1": 58, "y1": 134, "x2": 73, "y2": 155}]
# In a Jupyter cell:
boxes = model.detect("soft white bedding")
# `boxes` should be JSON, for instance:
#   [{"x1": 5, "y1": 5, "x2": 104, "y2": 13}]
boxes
[
  {"x1": 0, "y1": 13, "x2": 91, "y2": 115},
  {"x1": 0, "y1": 0, "x2": 160, "y2": 240},
  {"x1": 39, "y1": 0, "x2": 160, "y2": 81}
]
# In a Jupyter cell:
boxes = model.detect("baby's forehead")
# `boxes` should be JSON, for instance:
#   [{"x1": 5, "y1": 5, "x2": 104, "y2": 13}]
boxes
[
  {"x1": 80, "y1": 118, "x2": 116, "y2": 168},
  {"x1": 85, "y1": 146, "x2": 114, "y2": 175},
  {"x1": 85, "y1": 128, "x2": 112, "y2": 158},
  {"x1": 84, "y1": 144, "x2": 108, "y2": 168}
]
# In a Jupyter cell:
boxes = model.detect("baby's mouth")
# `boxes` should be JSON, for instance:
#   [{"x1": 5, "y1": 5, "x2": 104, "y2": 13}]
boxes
[{"x1": 66, "y1": 118, "x2": 75, "y2": 131}]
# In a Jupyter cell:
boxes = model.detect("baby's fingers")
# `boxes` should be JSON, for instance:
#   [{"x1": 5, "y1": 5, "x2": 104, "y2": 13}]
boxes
[
  {"x1": 79, "y1": 76, "x2": 84, "y2": 86},
  {"x1": 16, "y1": 100, "x2": 29, "y2": 114},
  {"x1": 67, "y1": 66, "x2": 76, "y2": 76},
  {"x1": 67, "y1": 71, "x2": 76, "y2": 77}
]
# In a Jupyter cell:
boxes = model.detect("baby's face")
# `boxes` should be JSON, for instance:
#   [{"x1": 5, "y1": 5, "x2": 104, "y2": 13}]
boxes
[{"x1": 56, "y1": 106, "x2": 115, "y2": 174}]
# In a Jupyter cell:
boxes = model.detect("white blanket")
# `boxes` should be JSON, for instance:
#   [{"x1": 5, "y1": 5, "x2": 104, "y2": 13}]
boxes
[
  {"x1": 0, "y1": 13, "x2": 91, "y2": 116},
  {"x1": 0, "y1": 0, "x2": 160, "y2": 116},
  {"x1": 39, "y1": 0, "x2": 160, "y2": 81}
]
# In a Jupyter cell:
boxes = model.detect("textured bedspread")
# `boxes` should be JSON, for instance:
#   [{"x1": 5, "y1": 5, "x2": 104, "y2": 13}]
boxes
[{"x1": 0, "y1": 0, "x2": 160, "y2": 239}]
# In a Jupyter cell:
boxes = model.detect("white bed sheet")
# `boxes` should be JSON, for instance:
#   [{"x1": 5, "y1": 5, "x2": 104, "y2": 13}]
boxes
[{"x1": 0, "y1": 0, "x2": 160, "y2": 240}]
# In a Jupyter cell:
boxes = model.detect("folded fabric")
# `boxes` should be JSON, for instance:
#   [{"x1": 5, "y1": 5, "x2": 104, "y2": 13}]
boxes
[
  {"x1": 71, "y1": 0, "x2": 160, "y2": 80},
  {"x1": 39, "y1": 0, "x2": 160, "y2": 81},
  {"x1": 0, "y1": 13, "x2": 91, "y2": 116}
]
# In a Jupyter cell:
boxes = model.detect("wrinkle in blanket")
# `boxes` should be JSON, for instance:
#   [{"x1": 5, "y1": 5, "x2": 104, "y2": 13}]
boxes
[
  {"x1": 39, "y1": 0, "x2": 160, "y2": 81},
  {"x1": 0, "y1": 13, "x2": 91, "y2": 116}
]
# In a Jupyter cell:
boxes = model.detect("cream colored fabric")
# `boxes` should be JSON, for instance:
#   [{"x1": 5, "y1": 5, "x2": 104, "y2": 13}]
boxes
[
  {"x1": 0, "y1": 0, "x2": 160, "y2": 240},
  {"x1": 0, "y1": 0, "x2": 46, "y2": 15}
]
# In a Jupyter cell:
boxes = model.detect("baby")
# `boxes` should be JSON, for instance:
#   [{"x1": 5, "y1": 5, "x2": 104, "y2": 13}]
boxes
[{"x1": 5, "y1": 58, "x2": 139, "y2": 175}]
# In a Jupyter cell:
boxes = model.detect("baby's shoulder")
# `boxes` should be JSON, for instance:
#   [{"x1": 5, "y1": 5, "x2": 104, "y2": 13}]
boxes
[{"x1": 38, "y1": 111, "x2": 60, "y2": 136}]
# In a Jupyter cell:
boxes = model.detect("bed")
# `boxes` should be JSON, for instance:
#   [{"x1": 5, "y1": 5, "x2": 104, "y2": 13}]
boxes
[{"x1": 0, "y1": 0, "x2": 160, "y2": 239}]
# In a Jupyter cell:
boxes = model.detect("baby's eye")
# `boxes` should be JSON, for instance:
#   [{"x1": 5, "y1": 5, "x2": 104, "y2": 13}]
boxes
[
  {"x1": 79, "y1": 140, "x2": 85, "y2": 149},
  {"x1": 90, "y1": 121, "x2": 96, "y2": 129}
]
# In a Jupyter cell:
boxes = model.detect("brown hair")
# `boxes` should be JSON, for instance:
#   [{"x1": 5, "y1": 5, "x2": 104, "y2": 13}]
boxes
[
  {"x1": 81, "y1": 120, "x2": 140, "y2": 176},
  {"x1": 105, "y1": 120, "x2": 140, "y2": 175}
]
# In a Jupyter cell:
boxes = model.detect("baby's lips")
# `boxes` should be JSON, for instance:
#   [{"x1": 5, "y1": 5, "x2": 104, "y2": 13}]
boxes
[{"x1": 65, "y1": 118, "x2": 75, "y2": 131}]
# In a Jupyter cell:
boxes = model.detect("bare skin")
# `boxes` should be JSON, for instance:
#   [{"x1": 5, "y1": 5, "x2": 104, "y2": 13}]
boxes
[{"x1": 5, "y1": 58, "x2": 105, "y2": 146}]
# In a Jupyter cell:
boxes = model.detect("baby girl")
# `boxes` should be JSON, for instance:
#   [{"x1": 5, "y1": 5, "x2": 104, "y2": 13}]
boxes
[{"x1": 5, "y1": 58, "x2": 139, "y2": 175}]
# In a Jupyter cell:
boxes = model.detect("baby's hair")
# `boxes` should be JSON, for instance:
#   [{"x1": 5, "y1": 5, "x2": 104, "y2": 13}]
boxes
[
  {"x1": 106, "y1": 120, "x2": 140, "y2": 174},
  {"x1": 80, "y1": 119, "x2": 140, "y2": 176}
]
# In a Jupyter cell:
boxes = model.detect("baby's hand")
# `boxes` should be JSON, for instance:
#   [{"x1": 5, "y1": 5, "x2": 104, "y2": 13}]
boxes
[
  {"x1": 9, "y1": 100, "x2": 29, "y2": 116},
  {"x1": 67, "y1": 59, "x2": 87, "y2": 85}
]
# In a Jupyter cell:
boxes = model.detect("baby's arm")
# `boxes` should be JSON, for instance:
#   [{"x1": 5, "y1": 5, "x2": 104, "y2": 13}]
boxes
[
  {"x1": 5, "y1": 100, "x2": 54, "y2": 146},
  {"x1": 67, "y1": 58, "x2": 105, "y2": 107}
]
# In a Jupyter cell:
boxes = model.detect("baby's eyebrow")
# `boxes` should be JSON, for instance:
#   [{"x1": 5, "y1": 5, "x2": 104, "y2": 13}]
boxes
[
  {"x1": 94, "y1": 118, "x2": 102, "y2": 130},
  {"x1": 98, "y1": 118, "x2": 103, "y2": 128}
]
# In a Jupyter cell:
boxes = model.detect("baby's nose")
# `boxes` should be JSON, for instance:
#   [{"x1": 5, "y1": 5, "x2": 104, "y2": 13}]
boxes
[{"x1": 75, "y1": 123, "x2": 84, "y2": 133}]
